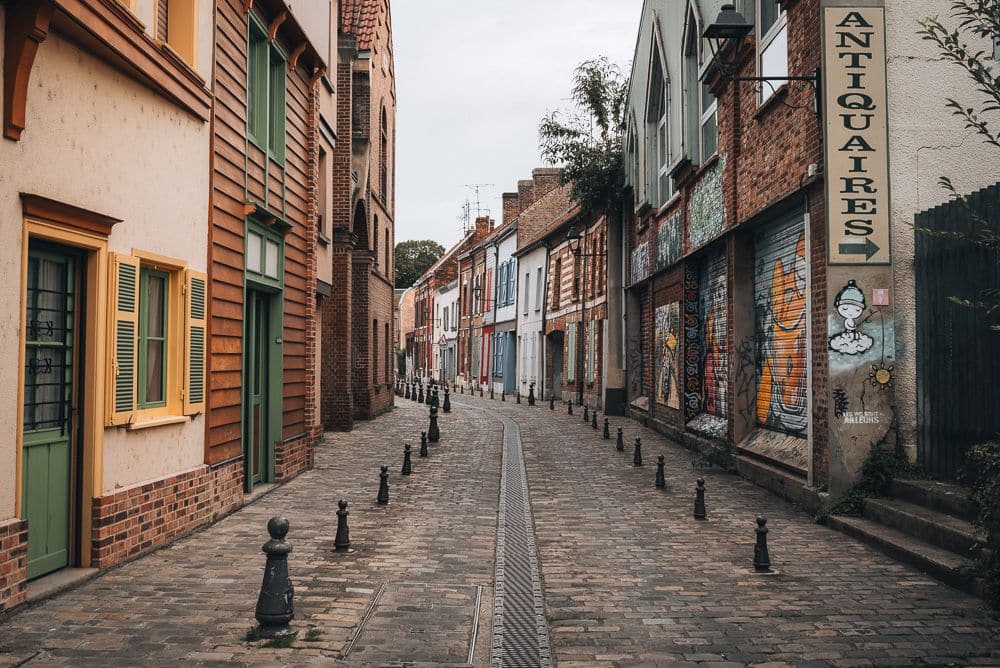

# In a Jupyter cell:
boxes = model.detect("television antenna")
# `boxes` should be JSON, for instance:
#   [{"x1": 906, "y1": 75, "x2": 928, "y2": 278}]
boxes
[{"x1": 463, "y1": 183, "x2": 494, "y2": 219}]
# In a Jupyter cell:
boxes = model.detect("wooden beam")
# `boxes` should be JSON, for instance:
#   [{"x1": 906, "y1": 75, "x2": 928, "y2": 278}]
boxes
[
  {"x1": 4, "y1": 0, "x2": 52, "y2": 141},
  {"x1": 267, "y1": 11, "x2": 286, "y2": 42},
  {"x1": 20, "y1": 193, "x2": 123, "y2": 237},
  {"x1": 308, "y1": 65, "x2": 327, "y2": 88},
  {"x1": 288, "y1": 42, "x2": 307, "y2": 71},
  {"x1": 243, "y1": 0, "x2": 254, "y2": 12}
]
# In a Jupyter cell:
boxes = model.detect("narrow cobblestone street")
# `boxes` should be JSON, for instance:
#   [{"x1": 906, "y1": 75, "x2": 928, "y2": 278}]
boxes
[{"x1": 1, "y1": 396, "x2": 998, "y2": 667}]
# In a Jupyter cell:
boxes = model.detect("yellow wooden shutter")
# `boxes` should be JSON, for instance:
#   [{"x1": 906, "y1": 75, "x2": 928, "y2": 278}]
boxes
[
  {"x1": 107, "y1": 253, "x2": 140, "y2": 426},
  {"x1": 183, "y1": 269, "x2": 207, "y2": 416}
]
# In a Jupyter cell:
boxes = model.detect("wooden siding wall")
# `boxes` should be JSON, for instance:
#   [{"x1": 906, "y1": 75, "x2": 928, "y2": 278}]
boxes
[{"x1": 208, "y1": 0, "x2": 316, "y2": 464}]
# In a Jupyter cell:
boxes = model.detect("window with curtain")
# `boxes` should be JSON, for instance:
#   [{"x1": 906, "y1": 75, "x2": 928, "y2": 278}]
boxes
[
  {"x1": 758, "y1": 0, "x2": 788, "y2": 104},
  {"x1": 139, "y1": 268, "x2": 168, "y2": 407}
]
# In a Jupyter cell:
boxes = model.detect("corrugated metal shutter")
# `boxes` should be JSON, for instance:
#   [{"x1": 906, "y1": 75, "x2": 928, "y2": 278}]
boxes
[
  {"x1": 699, "y1": 249, "x2": 728, "y2": 417},
  {"x1": 156, "y1": 0, "x2": 168, "y2": 42},
  {"x1": 753, "y1": 211, "x2": 808, "y2": 436}
]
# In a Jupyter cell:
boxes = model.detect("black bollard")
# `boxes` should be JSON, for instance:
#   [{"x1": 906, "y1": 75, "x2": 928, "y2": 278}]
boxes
[
  {"x1": 592, "y1": 410, "x2": 598, "y2": 430},
  {"x1": 432, "y1": 386, "x2": 439, "y2": 408},
  {"x1": 616, "y1": 427, "x2": 624, "y2": 451},
  {"x1": 334, "y1": 500, "x2": 351, "y2": 552},
  {"x1": 603, "y1": 418, "x2": 610, "y2": 440},
  {"x1": 402, "y1": 444, "x2": 412, "y2": 475},
  {"x1": 516, "y1": 389, "x2": 521, "y2": 404},
  {"x1": 754, "y1": 517, "x2": 771, "y2": 572},
  {"x1": 418, "y1": 384, "x2": 424, "y2": 403},
  {"x1": 501, "y1": 390, "x2": 505, "y2": 402},
  {"x1": 633, "y1": 437, "x2": 643, "y2": 466},
  {"x1": 428, "y1": 406, "x2": 440, "y2": 443},
  {"x1": 443, "y1": 387, "x2": 452, "y2": 413},
  {"x1": 656, "y1": 455, "x2": 666, "y2": 488},
  {"x1": 550, "y1": 396, "x2": 555, "y2": 411},
  {"x1": 568, "y1": 399, "x2": 573, "y2": 416},
  {"x1": 405, "y1": 382, "x2": 411, "y2": 400},
  {"x1": 583, "y1": 405, "x2": 589, "y2": 423},
  {"x1": 377, "y1": 466, "x2": 389, "y2": 505},
  {"x1": 694, "y1": 478, "x2": 707, "y2": 520},
  {"x1": 528, "y1": 383, "x2": 536, "y2": 406},
  {"x1": 460, "y1": 383, "x2": 465, "y2": 394},
  {"x1": 490, "y1": 385, "x2": 495, "y2": 400},
  {"x1": 420, "y1": 431, "x2": 428, "y2": 456},
  {"x1": 479, "y1": 385, "x2": 484, "y2": 397},
  {"x1": 254, "y1": 517, "x2": 297, "y2": 640}
]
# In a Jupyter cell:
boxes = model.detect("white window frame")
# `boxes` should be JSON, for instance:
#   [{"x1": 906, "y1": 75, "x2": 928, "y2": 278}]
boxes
[
  {"x1": 523, "y1": 272, "x2": 530, "y2": 314},
  {"x1": 535, "y1": 267, "x2": 543, "y2": 311},
  {"x1": 757, "y1": 0, "x2": 788, "y2": 104}
]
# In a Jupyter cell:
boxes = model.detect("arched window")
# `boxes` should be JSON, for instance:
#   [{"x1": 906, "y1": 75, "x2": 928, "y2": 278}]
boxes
[
  {"x1": 385, "y1": 228, "x2": 390, "y2": 276},
  {"x1": 646, "y1": 34, "x2": 671, "y2": 206},
  {"x1": 683, "y1": 3, "x2": 717, "y2": 164},
  {"x1": 380, "y1": 106, "x2": 389, "y2": 198},
  {"x1": 373, "y1": 214, "x2": 379, "y2": 263}
]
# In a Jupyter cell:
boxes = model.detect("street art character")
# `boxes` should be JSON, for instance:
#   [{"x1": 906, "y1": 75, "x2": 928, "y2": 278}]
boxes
[
  {"x1": 655, "y1": 303, "x2": 681, "y2": 409},
  {"x1": 702, "y1": 286, "x2": 728, "y2": 416},
  {"x1": 829, "y1": 280, "x2": 874, "y2": 355},
  {"x1": 757, "y1": 235, "x2": 809, "y2": 435}
]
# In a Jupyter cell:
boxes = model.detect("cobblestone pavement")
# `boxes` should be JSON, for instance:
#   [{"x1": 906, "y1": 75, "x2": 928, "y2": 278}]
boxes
[
  {"x1": 2, "y1": 391, "x2": 1000, "y2": 667},
  {"x1": 464, "y1": 394, "x2": 1000, "y2": 667},
  {"x1": 0, "y1": 395, "x2": 501, "y2": 667}
]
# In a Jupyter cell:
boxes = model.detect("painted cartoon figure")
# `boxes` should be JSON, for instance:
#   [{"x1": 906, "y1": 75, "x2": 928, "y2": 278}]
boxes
[{"x1": 829, "y1": 280, "x2": 874, "y2": 355}]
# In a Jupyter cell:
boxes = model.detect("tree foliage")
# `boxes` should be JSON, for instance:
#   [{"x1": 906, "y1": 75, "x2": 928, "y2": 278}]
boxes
[
  {"x1": 394, "y1": 239, "x2": 445, "y2": 289},
  {"x1": 917, "y1": 1, "x2": 1000, "y2": 329},
  {"x1": 538, "y1": 57, "x2": 628, "y2": 216}
]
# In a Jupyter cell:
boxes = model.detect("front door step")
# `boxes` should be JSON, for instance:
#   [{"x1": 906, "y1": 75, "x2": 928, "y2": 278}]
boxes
[{"x1": 26, "y1": 567, "x2": 98, "y2": 604}]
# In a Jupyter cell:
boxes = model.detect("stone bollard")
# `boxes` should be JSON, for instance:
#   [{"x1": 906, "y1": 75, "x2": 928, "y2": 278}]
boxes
[
  {"x1": 334, "y1": 500, "x2": 351, "y2": 552},
  {"x1": 603, "y1": 418, "x2": 610, "y2": 440},
  {"x1": 418, "y1": 383, "x2": 424, "y2": 403},
  {"x1": 443, "y1": 387, "x2": 452, "y2": 413},
  {"x1": 377, "y1": 466, "x2": 389, "y2": 505},
  {"x1": 567, "y1": 399, "x2": 573, "y2": 416},
  {"x1": 528, "y1": 383, "x2": 536, "y2": 406},
  {"x1": 420, "y1": 432, "x2": 429, "y2": 457},
  {"x1": 754, "y1": 517, "x2": 771, "y2": 572},
  {"x1": 694, "y1": 478, "x2": 707, "y2": 520},
  {"x1": 254, "y1": 517, "x2": 297, "y2": 640},
  {"x1": 616, "y1": 427, "x2": 624, "y2": 452},
  {"x1": 633, "y1": 437, "x2": 643, "y2": 466},
  {"x1": 402, "y1": 444, "x2": 412, "y2": 475},
  {"x1": 656, "y1": 455, "x2": 666, "y2": 488},
  {"x1": 428, "y1": 406, "x2": 440, "y2": 443},
  {"x1": 550, "y1": 396, "x2": 555, "y2": 411},
  {"x1": 591, "y1": 410, "x2": 598, "y2": 430}
]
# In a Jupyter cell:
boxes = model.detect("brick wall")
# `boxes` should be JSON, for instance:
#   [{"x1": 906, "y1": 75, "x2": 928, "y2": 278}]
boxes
[
  {"x1": 90, "y1": 460, "x2": 243, "y2": 569},
  {"x1": 0, "y1": 519, "x2": 27, "y2": 613},
  {"x1": 275, "y1": 434, "x2": 315, "y2": 482}
]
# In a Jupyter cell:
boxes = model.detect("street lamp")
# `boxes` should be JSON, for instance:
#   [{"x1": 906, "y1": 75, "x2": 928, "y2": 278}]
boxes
[
  {"x1": 702, "y1": 3, "x2": 822, "y2": 117},
  {"x1": 565, "y1": 224, "x2": 606, "y2": 407}
]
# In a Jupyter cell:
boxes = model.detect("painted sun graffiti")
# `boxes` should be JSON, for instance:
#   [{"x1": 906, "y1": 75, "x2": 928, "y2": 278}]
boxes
[{"x1": 869, "y1": 362, "x2": 893, "y2": 389}]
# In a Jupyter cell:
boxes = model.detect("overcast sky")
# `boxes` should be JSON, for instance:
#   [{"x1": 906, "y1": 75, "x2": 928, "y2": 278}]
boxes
[{"x1": 393, "y1": 0, "x2": 645, "y2": 250}]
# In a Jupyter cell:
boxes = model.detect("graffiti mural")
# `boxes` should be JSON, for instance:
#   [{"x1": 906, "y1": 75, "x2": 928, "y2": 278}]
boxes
[
  {"x1": 700, "y1": 252, "x2": 729, "y2": 418},
  {"x1": 631, "y1": 242, "x2": 650, "y2": 285},
  {"x1": 656, "y1": 212, "x2": 682, "y2": 271},
  {"x1": 655, "y1": 302, "x2": 681, "y2": 409},
  {"x1": 687, "y1": 156, "x2": 726, "y2": 251},
  {"x1": 683, "y1": 267, "x2": 702, "y2": 417},
  {"x1": 829, "y1": 280, "x2": 874, "y2": 354},
  {"x1": 755, "y1": 232, "x2": 809, "y2": 436}
]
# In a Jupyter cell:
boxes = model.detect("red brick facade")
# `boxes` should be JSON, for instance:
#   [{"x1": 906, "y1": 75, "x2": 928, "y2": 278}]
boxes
[{"x1": 0, "y1": 519, "x2": 28, "y2": 614}]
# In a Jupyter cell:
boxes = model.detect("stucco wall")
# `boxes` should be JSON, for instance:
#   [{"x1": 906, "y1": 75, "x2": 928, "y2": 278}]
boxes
[
  {"x1": 515, "y1": 246, "x2": 548, "y2": 392},
  {"x1": 0, "y1": 27, "x2": 211, "y2": 513},
  {"x1": 885, "y1": 0, "x2": 998, "y2": 456}
]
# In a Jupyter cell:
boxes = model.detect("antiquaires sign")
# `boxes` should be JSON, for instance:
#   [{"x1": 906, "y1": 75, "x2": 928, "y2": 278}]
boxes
[{"x1": 822, "y1": 1, "x2": 891, "y2": 265}]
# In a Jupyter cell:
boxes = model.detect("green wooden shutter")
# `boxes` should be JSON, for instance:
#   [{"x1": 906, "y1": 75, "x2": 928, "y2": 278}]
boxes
[
  {"x1": 183, "y1": 269, "x2": 207, "y2": 415},
  {"x1": 107, "y1": 254, "x2": 140, "y2": 425}
]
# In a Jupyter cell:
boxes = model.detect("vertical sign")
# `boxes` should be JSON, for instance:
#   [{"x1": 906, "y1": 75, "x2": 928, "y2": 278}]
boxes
[{"x1": 823, "y1": 2, "x2": 891, "y2": 264}]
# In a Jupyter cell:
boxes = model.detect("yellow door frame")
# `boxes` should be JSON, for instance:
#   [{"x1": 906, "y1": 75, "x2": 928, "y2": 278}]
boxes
[{"x1": 18, "y1": 219, "x2": 108, "y2": 569}]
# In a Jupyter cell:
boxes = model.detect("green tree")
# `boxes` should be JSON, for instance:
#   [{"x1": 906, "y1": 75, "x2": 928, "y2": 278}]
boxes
[
  {"x1": 538, "y1": 57, "x2": 628, "y2": 216},
  {"x1": 394, "y1": 239, "x2": 445, "y2": 289},
  {"x1": 918, "y1": 1, "x2": 1000, "y2": 328}
]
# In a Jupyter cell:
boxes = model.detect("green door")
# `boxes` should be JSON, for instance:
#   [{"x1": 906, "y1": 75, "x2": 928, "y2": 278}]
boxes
[
  {"x1": 245, "y1": 291, "x2": 270, "y2": 488},
  {"x1": 22, "y1": 245, "x2": 78, "y2": 580}
]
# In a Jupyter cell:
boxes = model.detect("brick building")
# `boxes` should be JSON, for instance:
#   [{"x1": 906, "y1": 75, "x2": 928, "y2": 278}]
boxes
[
  {"x1": 456, "y1": 216, "x2": 495, "y2": 387},
  {"x1": 320, "y1": 0, "x2": 397, "y2": 430},
  {"x1": 623, "y1": 0, "x2": 896, "y2": 496}
]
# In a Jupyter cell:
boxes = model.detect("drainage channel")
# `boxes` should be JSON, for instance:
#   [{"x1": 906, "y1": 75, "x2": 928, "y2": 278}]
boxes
[{"x1": 488, "y1": 410, "x2": 552, "y2": 668}]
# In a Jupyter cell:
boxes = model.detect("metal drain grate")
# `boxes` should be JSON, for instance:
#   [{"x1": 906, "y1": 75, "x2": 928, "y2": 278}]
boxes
[{"x1": 491, "y1": 413, "x2": 552, "y2": 668}]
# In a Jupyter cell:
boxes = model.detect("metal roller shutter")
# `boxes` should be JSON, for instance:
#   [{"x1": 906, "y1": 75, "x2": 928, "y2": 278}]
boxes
[
  {"x1": 699, "y1": 249, "x2": 729, "y2": 417},
  {"x1": 753, "y1": 211, "x2": 808, "y2": 436}
]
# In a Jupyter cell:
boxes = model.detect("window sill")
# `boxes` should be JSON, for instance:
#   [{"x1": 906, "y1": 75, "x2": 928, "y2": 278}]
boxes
[
  {"x1": 318, "y1": 232, "x2": 331, "y2": 246},
  {"x1": 125, "y1": 414, "x2": 190, "y2": 431}
]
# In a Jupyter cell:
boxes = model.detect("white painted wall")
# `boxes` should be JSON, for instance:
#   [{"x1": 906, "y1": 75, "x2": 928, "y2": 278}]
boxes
[
  {"x1": 885, "y1": 0, "x2": 999, "y2": 458},
  {"x1": 515, "y1": 246, "x2": 548, "y2": 396},
  {"x1": 0, "y1": 18, "x2": 211, "y2": 513}
]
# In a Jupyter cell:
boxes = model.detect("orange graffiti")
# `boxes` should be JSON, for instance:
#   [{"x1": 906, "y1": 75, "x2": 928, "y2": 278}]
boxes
[{"x1": 757, "y1": 235, "x2": 808, "y2": 434}]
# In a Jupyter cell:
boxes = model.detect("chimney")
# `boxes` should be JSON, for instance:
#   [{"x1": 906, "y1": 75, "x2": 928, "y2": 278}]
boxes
[
  {"x1": 502, "y1": 193, "x2": 519, "y2": 227},
  {"x1": 517, "y1": 180, "x2": 535, "y2": 214},
  {"x1": 474, "y1": 215, "x2": 493, "y2": 239},
  {"x1": 532, "y1": 167, "x2": 563, "y2": 199}
]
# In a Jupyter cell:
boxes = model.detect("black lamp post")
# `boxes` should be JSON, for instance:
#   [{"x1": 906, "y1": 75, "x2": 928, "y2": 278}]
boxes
[
  {"x1": 565, "y1": 224, "x2": 606, "y2": 407},
  {"x1": 702, "y1": 3, "x2": 822, "y2": 117}
]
